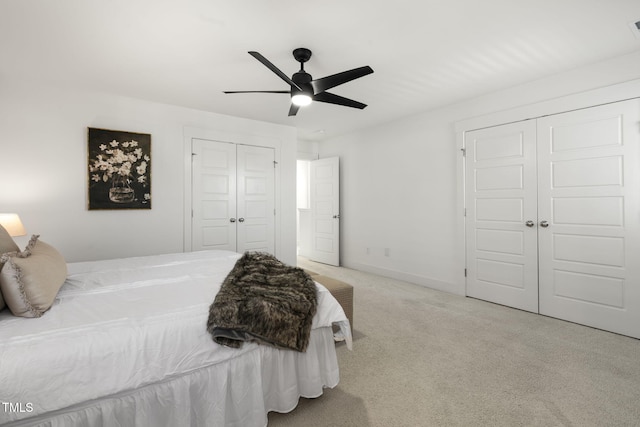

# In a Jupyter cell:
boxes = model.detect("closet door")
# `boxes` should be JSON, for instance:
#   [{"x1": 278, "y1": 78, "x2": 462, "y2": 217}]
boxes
[
  {"x1": 236, "y1": 144, "x2": 275, "y2": 253},
  {"x1": 192, "y1": 140, "x2": 276, "y2": 254},
  {"x1": 465, "y1": 120, "x2": 539, "y2": 312},
  {"x1": 537, "y1": 100, "x2": 640, "y2": 338},
  {"x1": 192, "y1": 139, "x2": 237, "y2": 251}
]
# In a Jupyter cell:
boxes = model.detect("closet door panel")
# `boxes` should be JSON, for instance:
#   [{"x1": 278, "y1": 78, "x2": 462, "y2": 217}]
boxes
[
  {"x1": 192, "y1": 139, "x2": 237, "y2": 251},
  {"x1": 537, "y1": 99, "x2": 640, "y2": 339},
  {"x1": 236, "y1": 144, "x2": 275, "y2": 254},
  {"x1": 465, "y1": 120, "x2": 539, "y2": 312}
]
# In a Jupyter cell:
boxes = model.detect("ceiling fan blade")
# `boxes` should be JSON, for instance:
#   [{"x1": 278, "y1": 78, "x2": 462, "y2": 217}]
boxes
[
  {"x1": 313, "y1": 92, "x2": 367, "y2": 109},
  {"x1": 248, "y1": 51, "x2": 302, "y2": 91},
  {"x1": 223, "y1": 90, "x2": 290, "y2": 94},
  {"x1": 311, "y1": 66, "x2": 373, "y2": 94},
  {"x1": 288, "y1": 104, "x2": 300, "y2": 117}
]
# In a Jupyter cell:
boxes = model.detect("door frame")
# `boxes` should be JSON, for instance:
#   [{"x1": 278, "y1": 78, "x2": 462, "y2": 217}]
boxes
[
  {"x1": 455, "y1": 79, "x2": 640, "y2": 297},
  {"x1": 183, "y1": 126, "x2": 283, "y2": 257}
]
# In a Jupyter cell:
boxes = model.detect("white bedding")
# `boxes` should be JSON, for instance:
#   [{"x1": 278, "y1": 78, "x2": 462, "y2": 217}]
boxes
[{"x1": 0, "y1": 250, "x2": 351, "y2": 426}]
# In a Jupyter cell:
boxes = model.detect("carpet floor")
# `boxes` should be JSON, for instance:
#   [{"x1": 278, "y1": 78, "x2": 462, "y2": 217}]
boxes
[{"x1": 267, "y1": 258, "x2": 640, "y2": 427}]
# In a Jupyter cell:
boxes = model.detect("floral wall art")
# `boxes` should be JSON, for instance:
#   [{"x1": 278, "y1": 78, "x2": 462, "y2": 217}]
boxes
[{"x1": 88, "y1": 127, "x2": 151, "y2": 210}]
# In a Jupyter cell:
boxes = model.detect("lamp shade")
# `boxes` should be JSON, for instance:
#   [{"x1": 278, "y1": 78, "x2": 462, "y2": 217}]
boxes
[{"x1": 0, "y1": 213, "x2": 26, "y2": 237}]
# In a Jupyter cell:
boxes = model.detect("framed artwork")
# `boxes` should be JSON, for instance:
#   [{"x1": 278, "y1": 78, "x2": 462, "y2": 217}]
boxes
[{"x1": 87, "y1": 127, "x2": 152, "y2": 210}]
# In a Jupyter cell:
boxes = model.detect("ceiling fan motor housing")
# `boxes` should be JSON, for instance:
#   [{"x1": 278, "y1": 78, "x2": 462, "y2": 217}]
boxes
[
  {"x1": 292, "y1": 71, "x2": 313, "y2": 97},
  {"x1": 292, "y1": 48, "x2": 314, "y2": 98}
]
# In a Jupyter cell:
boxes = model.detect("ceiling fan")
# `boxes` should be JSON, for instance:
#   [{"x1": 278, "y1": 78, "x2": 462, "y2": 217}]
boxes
[{"x1": 224, "y1": 48, "x2": 374, "y2": 116}]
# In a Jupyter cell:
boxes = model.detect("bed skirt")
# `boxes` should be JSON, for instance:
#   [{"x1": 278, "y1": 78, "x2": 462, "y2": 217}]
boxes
[{"x1": 5, "y1": 326, "x2": 341, "y2": 427}]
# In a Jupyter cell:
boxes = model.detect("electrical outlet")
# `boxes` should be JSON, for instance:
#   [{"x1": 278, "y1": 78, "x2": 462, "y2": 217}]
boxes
[{"x1": 384, "y1": 248, "x2": 390, "y2": 257}]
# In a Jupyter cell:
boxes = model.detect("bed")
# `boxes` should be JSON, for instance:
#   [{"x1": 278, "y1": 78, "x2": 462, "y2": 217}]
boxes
[{"x1": 0, "y1": 247, "x2": 351, "y2": 427}]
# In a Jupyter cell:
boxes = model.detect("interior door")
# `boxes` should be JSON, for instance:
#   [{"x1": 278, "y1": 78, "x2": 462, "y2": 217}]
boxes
[
  {"x1": 192, "y1": 139, "x2": 237, "y2": 251},
  {"x1": 465, "y1": 120, "x2": 539, "y2": 312},
  {"x1": 310, "y1": 157, "x2": 340, "y2": 266},
  {"x1": 537, "y1": 100, "x2": 640, "y2": 338},
  {"x1": 236, "y1": 144, "x2": 275, "y2": 253}
]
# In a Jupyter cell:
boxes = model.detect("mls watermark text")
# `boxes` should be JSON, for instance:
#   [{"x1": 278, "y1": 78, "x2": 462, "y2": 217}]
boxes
[{"x1": 2, "y1": 402, "x2": 34, "y2": 413}]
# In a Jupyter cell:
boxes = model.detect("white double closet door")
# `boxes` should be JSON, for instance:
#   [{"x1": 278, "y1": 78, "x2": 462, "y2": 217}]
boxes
[
  {"x1": 192, "y1": 138, "x2": 275, "y2": 254},
  {"x1": 465, "y1": 99, "x2": 640, "y2": 339}
]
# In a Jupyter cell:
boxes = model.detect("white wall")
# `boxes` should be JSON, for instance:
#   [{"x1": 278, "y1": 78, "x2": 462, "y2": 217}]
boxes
[
  {"x1": 319, "y1": 50, "x2": 640, "y2": 295},
  {"x1": 0, "y1": 78, "x2": 298, "y2": 264},
  {"x1": 296, "y1": 140, "x2": 319, "y2": 161}
]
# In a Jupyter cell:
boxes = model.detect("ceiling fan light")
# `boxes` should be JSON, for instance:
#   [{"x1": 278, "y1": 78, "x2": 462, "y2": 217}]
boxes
[{"x1": 291, "y1": 93, "x2": 312, "y2": 106}]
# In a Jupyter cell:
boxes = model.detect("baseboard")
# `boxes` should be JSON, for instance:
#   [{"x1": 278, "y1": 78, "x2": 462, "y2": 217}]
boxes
[{"x1": 344, "y1": 261, "x2": 465, "y2": 296}]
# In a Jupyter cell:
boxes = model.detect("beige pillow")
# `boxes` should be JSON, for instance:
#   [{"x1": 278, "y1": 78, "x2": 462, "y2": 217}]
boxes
[
  {"x1": 0, "y1": 235, "x2": 67, "y2": 317},
  {"x1": 0, "y1": 224, "x2": 19, "y2": 254},
  {"x1": 0, "y1": 224, "x2": 19, "y2": 311}
]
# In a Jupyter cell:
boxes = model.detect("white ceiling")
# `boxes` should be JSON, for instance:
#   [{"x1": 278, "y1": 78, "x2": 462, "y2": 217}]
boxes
[{"x1": 2, "y1": 0, "x2": 640, "y2": 140}]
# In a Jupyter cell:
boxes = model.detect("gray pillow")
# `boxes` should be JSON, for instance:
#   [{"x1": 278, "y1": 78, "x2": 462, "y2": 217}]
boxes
[
  {"x1": 0, "y1": 224, "x2": 19, "y2": 311},
  {"x1": 0, "y1": 235, "x2": 67, "y2": 317}
]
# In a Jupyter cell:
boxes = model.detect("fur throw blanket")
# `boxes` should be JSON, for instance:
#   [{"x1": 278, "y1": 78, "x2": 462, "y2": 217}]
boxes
[{"x1": 207, "y1": 252, "x2": 318, "y2": 352}]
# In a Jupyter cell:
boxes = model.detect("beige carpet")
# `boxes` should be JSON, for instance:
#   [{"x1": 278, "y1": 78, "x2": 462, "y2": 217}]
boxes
[{"x1": 268, "y1": 258, "x2": 640, "y2": 427}]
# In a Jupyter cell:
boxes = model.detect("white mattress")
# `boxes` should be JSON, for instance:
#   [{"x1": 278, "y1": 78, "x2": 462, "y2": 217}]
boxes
[{"x1": 0, "y1": 250, "x2": 351, "y2": 426}]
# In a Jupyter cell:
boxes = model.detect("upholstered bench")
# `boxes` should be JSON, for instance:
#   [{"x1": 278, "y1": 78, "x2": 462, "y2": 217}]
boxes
[{"x1": 305, "y1": 270, "x2": 353, "y2": 331}]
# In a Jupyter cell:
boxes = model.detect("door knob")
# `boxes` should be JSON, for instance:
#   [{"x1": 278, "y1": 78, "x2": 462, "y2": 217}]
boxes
[
  {"x1": 333, "y1": 215, "x2": 340, "y2": 219},
  {"x1": 540, "y1": 220, "x2": 549, "y2": 228},
  {"x1": 229, "y1": 218, "x2": 236, "y2": 223},
  {"x1": 525, "y1": 220, "x2": 535, "y2": 227},
  {"x1": 238, "y1": 217, "x2": 245, "y2": 223}
]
